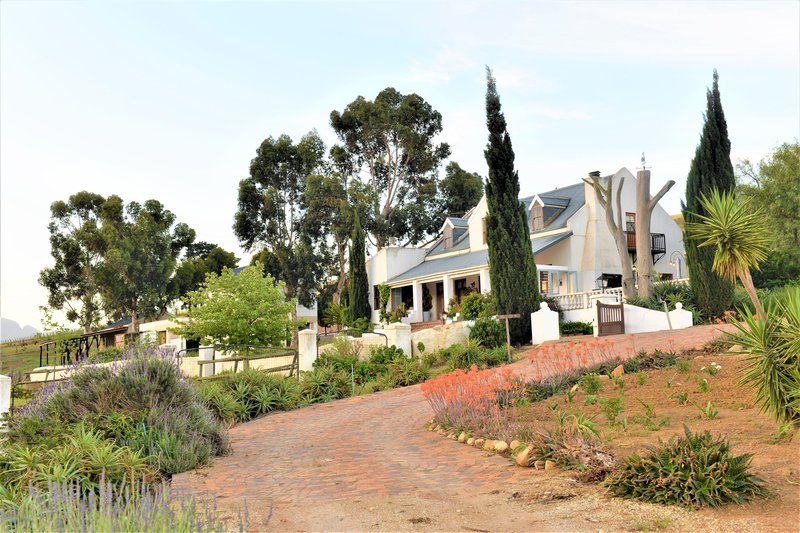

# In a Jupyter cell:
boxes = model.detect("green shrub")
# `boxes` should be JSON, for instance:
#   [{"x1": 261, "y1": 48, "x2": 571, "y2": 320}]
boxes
[
  {"x1": 460, "y1": 292, "x2": 495, "y2": 320},
  {"x1": 469, "y1": 317, "x2": 505, "y2": 349},
  {"x1": 730, "y1": 286, "x2": 800, "y2": 425},
  {"x1": 300, "y1": 366, "x2": 351, "y2": 403},
  {"x1": 9, "y1": 348, "x2": 229, "y2": 478},
  {"x1": 382, "y1": 358, "x2": 429, "y2": 388},
  {"x1": 601, "y1": 397, "x2": 624, "y2": 423},
  {"x1": 441, "y1": 341, "x2": 506, "y2": 370},
  {"x1": 0, "y1": 424, "x2": 156, "y2": 498},
  {"x1": 91, "y1": 347, "x2": 124, "y2": 363},
  {"x1": 580, "y1": 374, "x2": 603, "y2": 394},
  {"x1": 314, "y1": 352, "x2": 358, "y2": 373},
  {"x1": 560, "y1": 321, "x2": 593, "y2": 335},
  {"x1": 606, "y1": 426, "x2": 766, "y2": 508}
]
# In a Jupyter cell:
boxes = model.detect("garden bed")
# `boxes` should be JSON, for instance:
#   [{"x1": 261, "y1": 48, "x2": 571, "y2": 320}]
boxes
[{"x1": 425, "y1": 345, "x2": 799, "y2": 531}]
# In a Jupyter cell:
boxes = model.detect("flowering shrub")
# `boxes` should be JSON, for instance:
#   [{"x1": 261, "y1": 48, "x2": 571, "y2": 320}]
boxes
[
  {"x1": 421, "y1": 364, "x2": 525, "y2": 441},
  {"x1": 526, "y1": 337, "x2": 634, "y2": 381},
  {"x1": 1, "y1": 479, "x2": 240, "y2": 531}
]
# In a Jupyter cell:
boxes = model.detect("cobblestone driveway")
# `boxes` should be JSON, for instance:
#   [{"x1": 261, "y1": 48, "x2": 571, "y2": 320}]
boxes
[{"x1": 172, "y1": 325, "x2": 730, "y2": 531}]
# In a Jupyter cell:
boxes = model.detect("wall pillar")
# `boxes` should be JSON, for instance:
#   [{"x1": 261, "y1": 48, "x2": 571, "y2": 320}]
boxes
[
  {"x1": 384, "y1": 322, "x2": 412, "y2": 356},
  {"x1": 531, "y1": 302, "x2": 560, "y2": 344},
  {"x1": 411, "y1": 280, "x2": 423, "y2": 323},
  {"x1": 0, "y1": 375, "x2": 11, "y2": 427},
  {"x1": 298, "y1": 329, "x2": 317, "y2": 372},
  {"x1": 479, "y1": 268, "x2": 491, "y2": 294}
]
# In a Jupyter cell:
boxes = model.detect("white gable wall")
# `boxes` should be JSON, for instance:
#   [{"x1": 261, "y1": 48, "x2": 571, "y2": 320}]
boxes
[
  {"x1": 467, "y1": 195, "x2": 489, "y2": 251},
  {"x1": 579, "y1": 168, "x2": 685, "y2": 289}
]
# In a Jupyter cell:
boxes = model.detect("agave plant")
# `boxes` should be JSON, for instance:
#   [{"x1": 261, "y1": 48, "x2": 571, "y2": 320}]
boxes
[
  {"x1": 686, "y1": 189, "x2": 769, "y2": 320},
  {"x1": 730, "y1": 286, "x2": 800, "y2": 425},
  {"x1": 606, "y1": 426, "x2": 765, "y2": 508}
]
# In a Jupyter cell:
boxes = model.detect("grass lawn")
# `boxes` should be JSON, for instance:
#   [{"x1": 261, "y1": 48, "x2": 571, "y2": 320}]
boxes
[{"x1": 0, "y1": 330, "x2": 80, "y2": 376}]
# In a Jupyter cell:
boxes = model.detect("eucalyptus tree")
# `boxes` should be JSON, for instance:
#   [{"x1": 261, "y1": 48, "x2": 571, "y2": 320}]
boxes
[
  {"x1": 233, "y1": 131, "x2": 327, "y2": 309},
  {"x1": 99, "y1": 197, "x2": 195, "y2": 331},
  {"x1": 39, "y1": 191, "x2": 110, "y2": 333},
  {"x1": 330, "y1": 87, "x2": 451, "y2": 248}
]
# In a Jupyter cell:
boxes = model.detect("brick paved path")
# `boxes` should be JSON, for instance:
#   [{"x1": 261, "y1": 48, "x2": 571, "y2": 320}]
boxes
[{"x1": 172, "y1": 324, "x2": 730, "y2": 531}]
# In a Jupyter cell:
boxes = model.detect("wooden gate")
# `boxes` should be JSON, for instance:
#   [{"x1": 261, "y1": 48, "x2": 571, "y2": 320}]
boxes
[{"x1": 597, "y1": 301, "x2": 625, "y2": 336}]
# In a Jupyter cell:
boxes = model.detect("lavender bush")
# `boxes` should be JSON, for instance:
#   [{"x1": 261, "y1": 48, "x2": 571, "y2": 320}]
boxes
[
  {"x1": 1, "y1": 479, "x2": 245, "y2": 532},
  {"x1": 7, "y1": 345, "x2": 229, "y2": 480}
]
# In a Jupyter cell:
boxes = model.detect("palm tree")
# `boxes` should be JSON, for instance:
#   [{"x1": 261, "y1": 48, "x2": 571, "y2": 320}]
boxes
[{"x1": 686, "y1": 189, "x2": 769, "y2": 320}]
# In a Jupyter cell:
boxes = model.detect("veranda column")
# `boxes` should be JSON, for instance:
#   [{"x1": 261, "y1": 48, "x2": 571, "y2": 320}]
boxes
[
  {"x1": 411, "y1": 280, "x2": 423, "y2": 323},
  {"x1": 443, "y1": 274, "x2": 453, "y2": 312},
  {"x1": 479, "y1": 268, "x2": 491, "y2": 293}
]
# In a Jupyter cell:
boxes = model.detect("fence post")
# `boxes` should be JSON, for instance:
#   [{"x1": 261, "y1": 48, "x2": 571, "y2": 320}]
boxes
[
  {"x1": 298, "y1": 329, "x2": 317, "y2": 372},
  {"x1": 0, "y1": 375, "x2": 11, "y2": 429}
]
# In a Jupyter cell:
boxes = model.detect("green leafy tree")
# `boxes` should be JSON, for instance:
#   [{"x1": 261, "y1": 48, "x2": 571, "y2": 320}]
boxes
[
  {"x1": 99, "y1": 198, "x2": 195, "y2": 331},
  {"x1": 737, "y1": 142, "x2": 800, "y2": 288},
  {"x1": 330, "y1": 87, "x2": 451, "y2": 248},
  {"x1": 682, "y1": 70, "x2": 736, "y2": 318},
  {"x1": 483, "y1": 68, "x2": 539, "y2": 344},
  {"x1": 234, "y1": 131, "x2": 327, "y2": 309},
  {"x1": 687, "y1": 190, "x2": 769, "y2": 320},
  {"x1": 438, "y1": 162, "x2": 484, "y2": 218},
  {"x1": 348, "y1": 213, "x2": 371, "y2": 322},
  {"x1": 168, "y1": 244, "x2": 238, "y2": 303},
  {"x1": 38, "y1": 192, "x2": 110, "y2": 333},
  {"x1": 737, "y1": 142, "x2": 800, "y2": 247},
  {"x1": 176, "y1": 264, "x2": 297, "y2": 347}
]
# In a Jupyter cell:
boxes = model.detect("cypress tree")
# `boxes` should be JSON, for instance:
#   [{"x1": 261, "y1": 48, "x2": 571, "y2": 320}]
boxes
[
  {"x1": 682, "y1": 70, "x2": 735, "y2": 318},
  {"x1": 483, "y1": 68, "x2": 539, "y2": 344},
  {"x1": 348, "y1": 212, "x2": 371, "y2": 322}
]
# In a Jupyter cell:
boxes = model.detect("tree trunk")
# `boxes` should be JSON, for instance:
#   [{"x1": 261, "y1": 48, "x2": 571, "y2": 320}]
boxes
[
  {"x1": 635, "y1": 169, "x2": 675, "y2": 299},
  {"x1": 739, "y1": 270, "x2": 766, "y2": 321},
  {"x1": 585, "y1": 173, "x2": 636, "y2": 299},
  {"x1": 636, "y1": 170, "x2": 655, "y2": 298},
  {"x1": 130, "y1": 310, "x2": 139, "y2": 334}
]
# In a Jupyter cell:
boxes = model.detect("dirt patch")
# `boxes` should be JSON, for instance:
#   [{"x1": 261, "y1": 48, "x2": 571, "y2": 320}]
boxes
[{"x1": 512, "y1": 348, "x2": 800, "y2": 531}]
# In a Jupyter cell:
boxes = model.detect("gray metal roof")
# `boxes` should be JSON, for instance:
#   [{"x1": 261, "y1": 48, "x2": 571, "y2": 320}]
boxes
[
  {"x1": 522, "y1": 181, "x2": 585, "y2": 235},
  {"x1": 387, "y1": 231, "x2": 573, "y2": 285},
  {"x1": 447, "y1": 217, "x2": 469, "y2": 227}
]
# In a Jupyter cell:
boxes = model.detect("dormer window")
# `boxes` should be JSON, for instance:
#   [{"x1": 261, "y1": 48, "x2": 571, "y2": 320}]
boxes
[
  {"x1": 443, "y1": 225, "x2": 453, "y2": 248},
  {"x1": 532, "y1": 203, "x2": 544, "y2": 231}
]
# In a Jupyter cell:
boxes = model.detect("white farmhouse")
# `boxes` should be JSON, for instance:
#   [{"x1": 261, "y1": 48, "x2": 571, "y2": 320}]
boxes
[{"x1": 366, "y1": 168, "x2": 686, "y2": 324}]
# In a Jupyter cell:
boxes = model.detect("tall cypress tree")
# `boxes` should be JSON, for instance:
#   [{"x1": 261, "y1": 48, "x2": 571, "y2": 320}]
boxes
[
  {"x1": 682, "y1": 70, "x2": 735, "y2": 318},
  {"x1": 484, "y1": 68, "x2": 539, "y2": 344},
  {"x1": 348, "y1": 212, "x2": 371, "y2": 322}
]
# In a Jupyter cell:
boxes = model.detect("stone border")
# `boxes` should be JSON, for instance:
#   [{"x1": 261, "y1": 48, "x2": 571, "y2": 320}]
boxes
[{"x1": 425, "y1": 419, "x2": 557, "y2": 472}]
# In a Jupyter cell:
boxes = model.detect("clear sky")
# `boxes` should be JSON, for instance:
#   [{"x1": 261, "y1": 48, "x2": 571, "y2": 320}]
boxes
[{"x1": 1, "y1": 1, "x2": 798, "y2": 331}]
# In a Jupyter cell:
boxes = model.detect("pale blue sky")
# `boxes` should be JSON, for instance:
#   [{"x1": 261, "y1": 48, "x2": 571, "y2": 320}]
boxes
[{"x1": 1, "y1": 1, "x2": 798, "y2": 331}]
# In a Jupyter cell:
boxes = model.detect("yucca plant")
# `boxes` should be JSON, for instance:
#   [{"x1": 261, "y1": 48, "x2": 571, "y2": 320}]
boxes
[
  {"x1": 606, "y1": 426, "x2": 765, "y2": 508},
  {"x1": 686, "y1": 189, "x2": 769, "y2": 319},
  {"x1": 729, "y1": 286, "x2": 800, "y2": 425}
]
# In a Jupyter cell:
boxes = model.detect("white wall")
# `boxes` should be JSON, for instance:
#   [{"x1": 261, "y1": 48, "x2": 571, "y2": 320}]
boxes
[
  {"x1": 577, "y1": 168, "x2": 685, "y2": 287},
  {"x1": 367, "y1": 246, "x2": 428, "y2": 321},
  {"x1": 467, "y1": 195, "x2": 489, "y2": 251}
]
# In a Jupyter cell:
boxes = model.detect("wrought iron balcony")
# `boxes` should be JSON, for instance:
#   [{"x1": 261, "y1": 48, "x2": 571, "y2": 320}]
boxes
[{"x1": 625, "y1": 224, "x2": 667, "y2": 264}]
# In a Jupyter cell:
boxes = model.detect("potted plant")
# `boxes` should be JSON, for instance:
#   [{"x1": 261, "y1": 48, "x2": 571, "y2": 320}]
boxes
[{"x1": 422, "y1": 285, "x2": 433, "y2": 322}]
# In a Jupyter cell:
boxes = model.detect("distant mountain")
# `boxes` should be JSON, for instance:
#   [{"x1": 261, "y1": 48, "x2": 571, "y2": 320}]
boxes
[{"x1": 1, "y1": 318, "x2": 40, "y2": 342}]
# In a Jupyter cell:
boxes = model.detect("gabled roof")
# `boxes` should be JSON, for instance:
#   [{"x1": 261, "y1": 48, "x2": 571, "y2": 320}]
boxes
[
  {"x1": 445, "y1": 217, "x2": 469, "y2": 227},
  {"x1": 522, "y1": 182, "x2": 585, "y2": 235},
  {"x1": 387, "y1": 231, "x2": 572, "y2": 285}
]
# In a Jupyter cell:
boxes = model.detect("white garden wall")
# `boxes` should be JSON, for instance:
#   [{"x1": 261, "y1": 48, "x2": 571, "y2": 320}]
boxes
[{"x1": 410, "y1": 320, "x2": 473, "y2": 357}]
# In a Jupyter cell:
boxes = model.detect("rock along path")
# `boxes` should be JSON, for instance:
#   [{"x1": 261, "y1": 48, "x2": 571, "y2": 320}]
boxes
[{"x1": 172, "y1": 325, "x2": 731, "y2": 531}]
